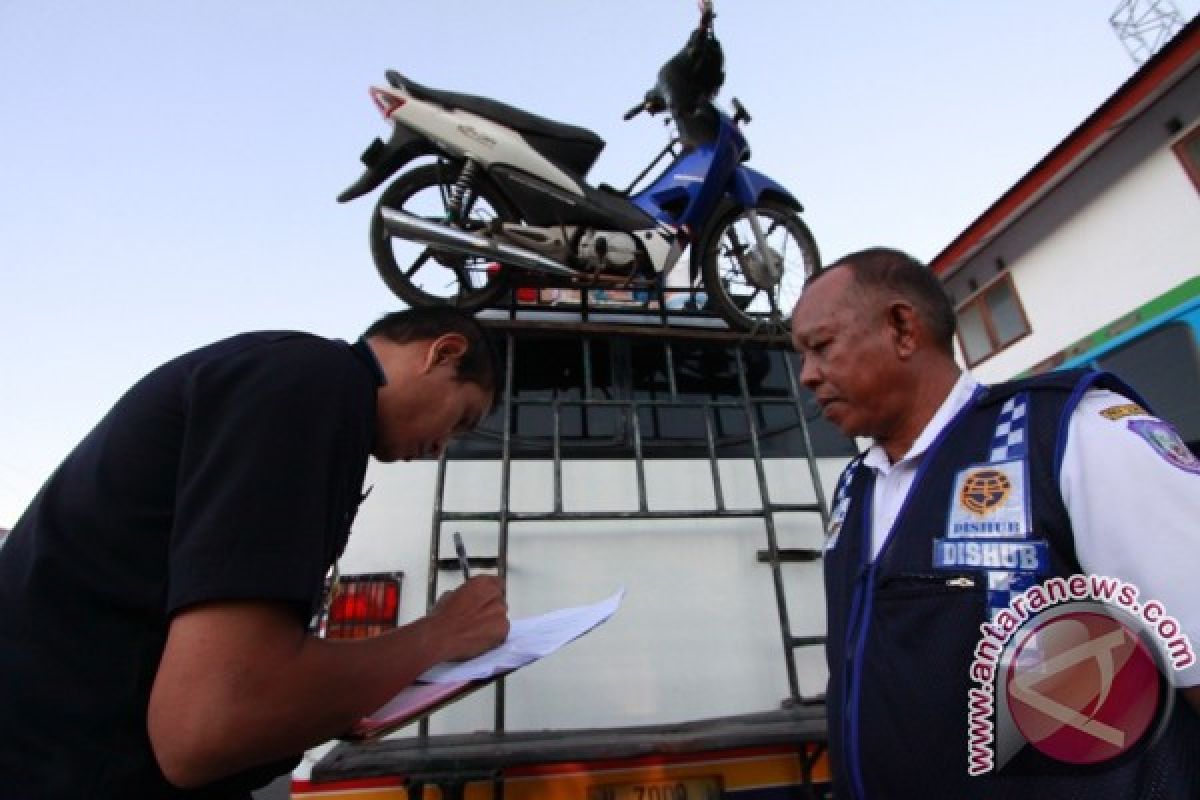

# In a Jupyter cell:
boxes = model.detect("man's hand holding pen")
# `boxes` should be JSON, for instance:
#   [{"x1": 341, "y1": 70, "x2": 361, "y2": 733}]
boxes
[{"x1": 427, "y1": 536, "x2": 509, "y2": 663}]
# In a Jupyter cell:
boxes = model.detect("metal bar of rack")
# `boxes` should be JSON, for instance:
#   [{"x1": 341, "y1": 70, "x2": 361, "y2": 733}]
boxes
[{"x1": 422, "y1": 315, "x2": 834, "y2": 739}]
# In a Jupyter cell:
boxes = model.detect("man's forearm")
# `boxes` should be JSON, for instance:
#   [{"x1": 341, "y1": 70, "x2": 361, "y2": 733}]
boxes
[
  {"x1": 148, "y1": 605, "x2": 449, "y2": 787},
  {"x1": 149, "y1": 578, "x2": 507, "y2": 789}
]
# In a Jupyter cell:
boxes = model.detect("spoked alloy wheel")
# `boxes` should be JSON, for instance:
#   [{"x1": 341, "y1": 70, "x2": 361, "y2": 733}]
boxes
[
  {"x1": 700, "y1": 200, "x2": 820, "y2": 333},
  {"x1": 370, "y1": 162, "x2": 516, "y2": 309}
]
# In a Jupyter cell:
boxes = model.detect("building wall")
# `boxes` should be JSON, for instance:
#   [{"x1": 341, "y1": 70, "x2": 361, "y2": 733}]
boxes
[{"x1": 949, "y1": 125, "x2": 1200, "y2": 383}]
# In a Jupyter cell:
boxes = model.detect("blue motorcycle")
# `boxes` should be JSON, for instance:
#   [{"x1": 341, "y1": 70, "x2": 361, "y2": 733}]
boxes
[{"x1": 338, "y1": 1, "x2": 819, "y2": 332}]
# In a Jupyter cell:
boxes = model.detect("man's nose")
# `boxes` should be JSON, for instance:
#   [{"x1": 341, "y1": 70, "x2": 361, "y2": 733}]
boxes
[{"x1": 798, "y1": 355, "x2": 821, "y2": 390}]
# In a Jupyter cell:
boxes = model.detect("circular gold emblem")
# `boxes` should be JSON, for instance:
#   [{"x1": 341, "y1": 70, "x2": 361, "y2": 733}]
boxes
[{"x1": 959, "y1": 468, "x2": 1012, "y2": 515}]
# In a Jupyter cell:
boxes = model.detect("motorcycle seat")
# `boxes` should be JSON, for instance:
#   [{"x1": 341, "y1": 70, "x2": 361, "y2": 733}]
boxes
[{"x1": 387, "y1": 71, "x2": 606, "y2": 176}]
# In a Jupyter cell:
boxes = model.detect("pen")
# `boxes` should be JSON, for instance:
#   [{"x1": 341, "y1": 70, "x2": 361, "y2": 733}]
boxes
[{"x1": 453, "y1": 532, "x2": 471, "y2": 580}]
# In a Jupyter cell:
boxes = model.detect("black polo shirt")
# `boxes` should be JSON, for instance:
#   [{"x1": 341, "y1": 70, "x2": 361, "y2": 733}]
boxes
[{"x1": 0, "y1": 332, "x2": 381, "y2": 798}]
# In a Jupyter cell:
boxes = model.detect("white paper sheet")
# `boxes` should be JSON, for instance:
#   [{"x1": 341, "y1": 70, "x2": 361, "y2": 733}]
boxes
[{"x1": 419, "y1": 587, "x2": 625, "y2": 683}]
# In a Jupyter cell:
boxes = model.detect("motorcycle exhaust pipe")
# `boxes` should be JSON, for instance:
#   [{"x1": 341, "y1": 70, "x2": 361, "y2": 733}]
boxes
[{"x1": 379, "y1": 208, "x2": 579, "y2": 279}]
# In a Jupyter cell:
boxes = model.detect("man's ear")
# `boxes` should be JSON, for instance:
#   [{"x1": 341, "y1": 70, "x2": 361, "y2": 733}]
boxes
[
  {"x1": 886, "y1": 301, "x2": 920, "y2": 359},
  {"x1": 422, "y1": 333, "x2": 469, "y2": 373}
]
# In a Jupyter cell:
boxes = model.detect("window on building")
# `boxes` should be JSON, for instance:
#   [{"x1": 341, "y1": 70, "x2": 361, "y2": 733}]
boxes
[
  {"x1": 1093, "y1": 320, "x2": 1200, "y2": 453},
  {"x1": 955, "y1": 273, "x2": 1031, "y2": 367},
  {"x1": 1172, "y1": 123, "x2": 1200, "y2": 192}
]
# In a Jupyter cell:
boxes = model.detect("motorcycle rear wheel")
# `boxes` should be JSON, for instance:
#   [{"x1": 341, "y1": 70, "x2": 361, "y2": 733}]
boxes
[
  {"x1": 699, "y1": 200, "x2": 820, "y2": 334},
  {"x1": 370, "y1": 162, "x2": 517, "y2": 310}
]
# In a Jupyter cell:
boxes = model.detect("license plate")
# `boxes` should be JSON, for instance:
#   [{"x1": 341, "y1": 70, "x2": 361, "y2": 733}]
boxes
[{"x1": 587, "y1": 777, "x2": 721, "y2": 800}]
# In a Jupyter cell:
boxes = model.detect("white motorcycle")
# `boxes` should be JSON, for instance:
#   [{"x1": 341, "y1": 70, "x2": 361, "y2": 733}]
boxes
[{"x1": 338, "y1": 2, "x2": 819, "y2": 332}]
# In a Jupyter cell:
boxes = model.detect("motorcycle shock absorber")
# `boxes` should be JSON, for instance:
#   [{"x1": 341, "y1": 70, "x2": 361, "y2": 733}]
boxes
[{"x1": 446, "y1": 158, "x2": 479, "y2": 222}]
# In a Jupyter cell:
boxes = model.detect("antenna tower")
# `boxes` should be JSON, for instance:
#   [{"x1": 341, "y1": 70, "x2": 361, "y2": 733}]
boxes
[{"x1": 1110, "y1": 0, "x2": 1187, "y2": 63}]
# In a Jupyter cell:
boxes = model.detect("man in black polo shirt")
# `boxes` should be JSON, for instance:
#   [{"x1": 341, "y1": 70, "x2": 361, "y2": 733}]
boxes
[{"x1": 0, "y1": 307, "x2": 509, "y2": 798}]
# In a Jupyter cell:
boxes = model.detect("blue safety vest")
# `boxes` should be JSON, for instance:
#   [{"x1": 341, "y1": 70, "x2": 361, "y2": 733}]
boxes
[{"x1": 822, "y1": 368, "x2": 1200, "y2": 798}]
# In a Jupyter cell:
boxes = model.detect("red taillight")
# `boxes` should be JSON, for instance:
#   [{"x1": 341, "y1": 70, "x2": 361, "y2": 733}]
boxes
[
  {"x1": 324, "y1": 575, "x2": 401, "y2": 640},
  {"x1": 515, "y1": 287, "x2": 538, "y2": 304},
  {"x1": 370, "y1": 87, "x2": 406, "y2": 119}
]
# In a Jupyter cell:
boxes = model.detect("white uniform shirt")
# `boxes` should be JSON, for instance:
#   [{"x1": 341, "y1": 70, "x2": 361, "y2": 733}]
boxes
[{"x1": 860, "y1": 372, "x2": 1200, "y2": 686}]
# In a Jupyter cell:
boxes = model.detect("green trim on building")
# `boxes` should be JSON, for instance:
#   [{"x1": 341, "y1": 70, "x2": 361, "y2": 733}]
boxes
[{"x1": 1023, "y1": 275, "x2": 1200, "y2": 376}]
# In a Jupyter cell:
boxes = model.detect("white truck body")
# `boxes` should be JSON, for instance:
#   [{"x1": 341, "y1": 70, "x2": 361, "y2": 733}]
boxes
[{"x1": 292, "y1": 315, "x2": 853, "y2": 798}]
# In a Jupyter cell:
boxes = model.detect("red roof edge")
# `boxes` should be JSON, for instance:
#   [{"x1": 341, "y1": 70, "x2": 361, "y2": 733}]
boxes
[{"x1": 929, "y1": 14, "x2": 1200, "y2": 277}]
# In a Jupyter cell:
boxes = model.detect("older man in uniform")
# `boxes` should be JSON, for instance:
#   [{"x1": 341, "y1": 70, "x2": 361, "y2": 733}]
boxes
[{"x1": 791, "y1": 248, "x2": 1199, "y2": 798}]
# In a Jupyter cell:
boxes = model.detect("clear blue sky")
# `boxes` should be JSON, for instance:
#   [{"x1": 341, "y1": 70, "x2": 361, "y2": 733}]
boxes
[{"x1": 1, "y1": 1, "x2": 1196, "y2": 526}]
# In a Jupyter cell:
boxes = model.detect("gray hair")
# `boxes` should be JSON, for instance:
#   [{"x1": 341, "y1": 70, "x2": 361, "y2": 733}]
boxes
[{"x1": 809, "y1": 247, "x2": 957, "y2": 355}]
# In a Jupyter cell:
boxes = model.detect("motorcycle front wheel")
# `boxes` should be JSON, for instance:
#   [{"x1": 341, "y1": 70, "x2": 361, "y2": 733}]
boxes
[
  {"x1": 699, "y1": 200, "x2": 820, "y2": 334},
  {"x1": 370, "y1": 162, "x2": 517, "y2": 310}
]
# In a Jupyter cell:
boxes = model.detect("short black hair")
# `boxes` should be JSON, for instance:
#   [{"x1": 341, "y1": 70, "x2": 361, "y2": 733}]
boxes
[
  {"x1": 363, "y1": 307, "x2": 500, "y2": 400},
  {"x1": 809, "y1": 247, "x2": 957, "y2": 355}
]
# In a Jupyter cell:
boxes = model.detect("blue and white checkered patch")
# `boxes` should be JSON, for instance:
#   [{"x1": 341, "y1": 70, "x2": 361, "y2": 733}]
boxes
[
  {"x1": 831, "y1": 458, "x2": 859, "y2": 507},
  {"x1": 984, "y1": 395, "x2": 1039, "y2": 617},
  {"x1": 824, "y1": 456, "x2": 862, "y2": 551},
  {"x1": 987, "y1": 570, "x2": 1039, "y2": 620},
  {"x1": 988, "y1": 393, "x2": 1029, "y2": 462}
]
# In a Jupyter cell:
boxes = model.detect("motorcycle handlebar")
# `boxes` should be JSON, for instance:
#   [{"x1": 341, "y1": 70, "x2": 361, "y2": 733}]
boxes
[
  {"x1": 626, "y1": 3, "x2": 713, "y2": 123},
  {"x1": 625, "y1": 90, "x2": 666, "y2": 121}
]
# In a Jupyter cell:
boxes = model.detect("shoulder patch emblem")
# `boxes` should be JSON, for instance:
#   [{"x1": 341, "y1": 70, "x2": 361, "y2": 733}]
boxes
[
  {"x1": 1099, "y1": 403, "x2": 1148, "y2": 421},
  {"x1": 1127, "y1": 419, "x2": 1200, "y2": 475}
]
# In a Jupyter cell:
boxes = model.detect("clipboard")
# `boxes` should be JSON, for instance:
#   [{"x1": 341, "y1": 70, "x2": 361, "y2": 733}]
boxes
[
  {"x1": 342, "y1": 671, "x2": 513, "y2": 741},
  {"x1": 342, "y1": 588, "x2": 624, "y2": 741}
]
